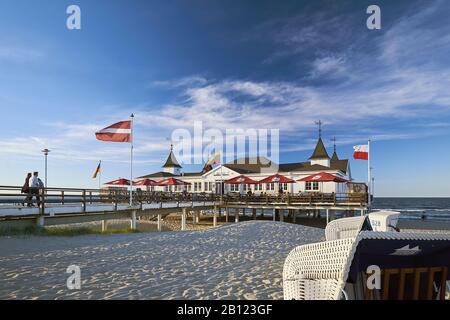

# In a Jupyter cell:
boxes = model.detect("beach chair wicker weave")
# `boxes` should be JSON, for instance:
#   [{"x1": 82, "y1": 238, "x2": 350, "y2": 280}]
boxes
[
  {"x1": 283, "y1": 231, "x2": 450, "y2": 300},
  {"x1": 325, "y1": 216, "x2": 370, "y2": 241}
]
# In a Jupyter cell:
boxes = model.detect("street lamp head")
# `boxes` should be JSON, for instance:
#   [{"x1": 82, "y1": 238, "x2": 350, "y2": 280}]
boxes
[{"x1": 41, "y1": 149, "x2": 51, "y2": 155}]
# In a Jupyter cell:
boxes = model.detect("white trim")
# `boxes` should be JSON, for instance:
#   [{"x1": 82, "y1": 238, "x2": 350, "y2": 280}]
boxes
[{"x1": 98, "y1": 128, "x2": 131, "y2": 134}]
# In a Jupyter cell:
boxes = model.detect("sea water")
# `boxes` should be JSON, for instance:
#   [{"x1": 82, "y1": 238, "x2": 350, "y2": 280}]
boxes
[{"x1": 372, "y1": 198, "x2": 450, "y2": 222}]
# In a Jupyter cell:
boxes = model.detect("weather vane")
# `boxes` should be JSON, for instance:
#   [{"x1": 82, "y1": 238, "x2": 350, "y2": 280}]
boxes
[
  {"x1": 315, "y1": 120, "x2": 322, "y2": 138},
  {"x1": 331, "y1": 137, "x2": 337, "y2": 152}
]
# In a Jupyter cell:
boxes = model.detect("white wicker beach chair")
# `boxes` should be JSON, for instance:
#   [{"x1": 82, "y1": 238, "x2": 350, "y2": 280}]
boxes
[
  {"x1": 283, "y1": 231, "x2": 450, "y2": 300},
  {"x1": 325, "y1": 216, "x2": 371, "y2": 241}
]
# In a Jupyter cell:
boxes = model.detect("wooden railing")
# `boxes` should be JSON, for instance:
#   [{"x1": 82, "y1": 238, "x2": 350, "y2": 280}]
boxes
[
  {"x1": 0, "y1": 185, "x2": 368, "y2": 212},
  {"x1": 223, "y1": 192, "x2": 368, "y2": 206}
]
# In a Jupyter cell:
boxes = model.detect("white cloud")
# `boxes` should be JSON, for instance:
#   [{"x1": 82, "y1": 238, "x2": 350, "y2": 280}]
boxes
[
  {"x1": 310, "y1": 55, "x2": 347, "y2": 78},
  {"x1": 0, "y1": 46, "x2": 43, "y2": 63}
]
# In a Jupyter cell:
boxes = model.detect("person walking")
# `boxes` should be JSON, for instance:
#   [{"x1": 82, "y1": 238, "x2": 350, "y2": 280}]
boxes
[
  {"x1": 21, "y1": 173, "x2": 32, "y2": 207},
  {"x1": 30, "y1": 172, "x2": 44, "y2": 206}
]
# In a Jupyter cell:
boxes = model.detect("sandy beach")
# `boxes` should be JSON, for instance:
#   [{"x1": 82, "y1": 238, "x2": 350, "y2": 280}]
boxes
[{"x1": 0, "y1": 221, "x2": 323, "y2": 300}]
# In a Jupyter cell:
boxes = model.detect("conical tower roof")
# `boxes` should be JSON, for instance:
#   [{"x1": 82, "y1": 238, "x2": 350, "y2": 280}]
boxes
[
  {"x1": 331, "y1": 151, "x2": 339, "y2": 162},
  {"x1": 309, "y1": 137, "x2": 330, "y2": 160},
  {"x1": 162, "y1": 145, "x2": 182, "y2": 168}
]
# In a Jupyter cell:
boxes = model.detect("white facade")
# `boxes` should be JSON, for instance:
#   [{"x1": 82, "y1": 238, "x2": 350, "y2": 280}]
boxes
[{"x1": 139, "y1": 138, "x2": 351, "y2": 195}]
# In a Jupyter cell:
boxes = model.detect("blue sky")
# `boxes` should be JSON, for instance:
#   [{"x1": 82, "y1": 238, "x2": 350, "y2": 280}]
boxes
[{"x1": 0, "y1": 0, "x2": 450, "y2": 197}]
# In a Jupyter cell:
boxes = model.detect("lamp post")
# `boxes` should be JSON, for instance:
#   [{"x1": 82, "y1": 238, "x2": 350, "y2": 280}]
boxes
[{"x1": 41, "y1": 149, "x2": 50, "y2": 187}]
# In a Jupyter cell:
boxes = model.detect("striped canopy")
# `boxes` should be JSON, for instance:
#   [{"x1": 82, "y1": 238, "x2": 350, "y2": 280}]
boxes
[
  {"x1": 225, "y1": 175, "x2": 258, "y2": 184},
  {"x1": 259, "y1": 174, "x2": 295, "y2": 184},
  {"x1": 299, "y1": 172, "x2": 348, "y2": 183},
  {"x1": 104, "y1": 178, "x2": 131, "y2": 186},
  {"x1": 133, "y1": 178, "x2": 158, "y2": 186},
  {"x1": 156, "y1": 177, "x2": 190, "y2": 186}
]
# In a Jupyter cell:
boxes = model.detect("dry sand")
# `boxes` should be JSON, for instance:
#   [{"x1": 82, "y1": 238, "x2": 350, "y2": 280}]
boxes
[{"x1": 0, "y1": 221, "x2": 323, "y2": 300}]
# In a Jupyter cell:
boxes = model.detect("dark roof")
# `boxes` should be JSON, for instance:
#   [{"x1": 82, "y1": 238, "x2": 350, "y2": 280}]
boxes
[
  {"x1": 181, "y1": 172, "x2": 203, "y2": 177},
  {"x1": 309, "y1": 138, "x2": 330, "y2": 160},
  {"x1": 330, "y1": 159, "x2": 349, "y2": 173},
  {"x1": 137, "y1": 171, "x2": 176, "y2": 179},
  {"x1": 331, "y1": 151, "x2": 339, "y2": 162},
  {"x1": 278, "y1": 160, "x2": 348, "y2": 174},
  {"x1": 162, "y1": 150, "x2": 182, "y2": 168},
  {"x1": 224, "y1": 157, "x2": 275, "y2": 174}
]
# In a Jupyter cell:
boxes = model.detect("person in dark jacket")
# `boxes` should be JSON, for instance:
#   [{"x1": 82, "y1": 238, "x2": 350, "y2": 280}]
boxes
[{"x1": 21, "y1": 173, "x2": 32, "y2": 207}]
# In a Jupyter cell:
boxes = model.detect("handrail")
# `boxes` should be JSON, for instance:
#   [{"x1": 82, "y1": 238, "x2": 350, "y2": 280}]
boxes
[{"x1": 0, "y1": 184, "x2": 368, "y2": 210}]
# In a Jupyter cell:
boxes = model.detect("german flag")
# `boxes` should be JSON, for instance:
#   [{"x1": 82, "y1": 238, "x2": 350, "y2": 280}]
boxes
[{"x1": 92, "y1": 161, "x2": 101, "y2": 179}]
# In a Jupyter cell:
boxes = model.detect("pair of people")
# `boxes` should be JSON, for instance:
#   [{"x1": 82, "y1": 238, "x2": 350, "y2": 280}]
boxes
[{"x1": 21, "y1": 172, "x2": 44, "y2": 207}]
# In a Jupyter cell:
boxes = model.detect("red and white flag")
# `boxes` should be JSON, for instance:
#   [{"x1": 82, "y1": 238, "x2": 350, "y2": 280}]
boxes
[
  {"x1": 95, "y1": 121, "x2": 132, "y2": 142},
  {"x1": 353, "y1": 145, "x2": 369, "y2": 160}
]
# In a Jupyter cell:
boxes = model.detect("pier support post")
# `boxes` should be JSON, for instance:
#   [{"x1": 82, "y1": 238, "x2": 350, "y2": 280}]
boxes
[
  {"x1": 157, "y1": 214, "x2": 162, "y2": 232},
  {"x1": 360, "y1": 209, "x2": 364, "y2": 216},
  {"x1": 36, "y1": 215, "x2": 45, "y2": 227},
  {"x1": 130, "y1": 210, "x2": 137, "y2": 230},
  {"x1": 280, "y1": 209, "x2": 284, "y2": 222},
  {"x1": 326, "y1": 209, "x2": 330, "y2": 224},
  {"x1": 213, "y1": 206, "x2": 218, "y2": 227},
  {"x1": 225, "y1": 208, "x2": 229, "y2": 223},
  {"x1": 181, "y1": 208, "x2": 187, "y2": 231},
  {"x1": 196, "y1": 211, "x2": 200, "y2": 224},
  {"x1": 272, "y1": 208, "x2": 276, "y2": 222},
  {"x1": 330, "y1": 210, "x2": 335, "y2": 221},
  {"x1": 252, "y1": 208, "x2": 257, "y2": 220},
  {"x1": 101, "y1": 220, "x2": 107, "y2": 232},
  {"x1": 235, "y1": 209, "x2": 239, "y2": 223}
]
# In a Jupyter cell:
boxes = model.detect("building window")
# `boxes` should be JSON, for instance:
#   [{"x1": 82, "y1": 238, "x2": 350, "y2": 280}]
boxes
[
  {"x1": 313, "y1": 182, "x2": 319, "y2": 190},
  {"x1": 305, "y1": 182, "x2": 312, "y2": 191}
]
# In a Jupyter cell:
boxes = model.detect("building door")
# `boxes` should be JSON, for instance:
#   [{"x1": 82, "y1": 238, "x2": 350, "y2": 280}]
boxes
[{"x1": 215, "y1": 182, "x2": 224, "y2": 195}]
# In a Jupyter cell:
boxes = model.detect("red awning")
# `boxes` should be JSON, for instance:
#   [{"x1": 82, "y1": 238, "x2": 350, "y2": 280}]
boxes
[
  {"x1": 225, "y1": 175, "x2": 258, "y2": 184},
  {"x1": 259, "y1": 174, "x2": 295, "y2": 184},
  {"x1": 133, "y1": 178, "x2": 158, "y2": 186},
  {"x1": 104, "y1": 178, "x2": 131, "y2": 186},
  {"x1": 156, "y1": 177, "x2": 191, "y2": 186},
  {"x1": 299, "y1": 172, "x2": 349, "y2": 183}
]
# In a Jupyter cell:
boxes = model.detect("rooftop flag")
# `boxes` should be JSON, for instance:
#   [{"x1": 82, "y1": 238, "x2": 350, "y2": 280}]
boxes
[
  {"x1": 353, "y1": 144, "x2": 369, "y2": 160},
  {"x1": 95, "y1": 120, "x2": 132, "y2": 142},
  {"x1": 206, "y1": 151, "x2": 221, "y2": 166}
]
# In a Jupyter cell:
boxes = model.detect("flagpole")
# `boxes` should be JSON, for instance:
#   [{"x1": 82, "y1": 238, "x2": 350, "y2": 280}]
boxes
[
  {"x1": 220, "y1": 162, "x2": 223, "y2": 203},
  {"x1": 367, "y1": 139, "x2": 371, "y2": 211},
  {"x1": 130, "y1": 114, "x2": 134, "y2": 207},
  {"x1": 98, "y1": 160, "x2": 102, "y2": 190}
]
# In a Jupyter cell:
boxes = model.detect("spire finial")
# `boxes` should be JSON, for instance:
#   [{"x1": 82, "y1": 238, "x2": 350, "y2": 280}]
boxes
[
  {"x1": 331, "y1": 137, "x2": 337, "y2": 152},
  {"x1": 315, "y1": 120, "x2": 322, "y2": 138}
]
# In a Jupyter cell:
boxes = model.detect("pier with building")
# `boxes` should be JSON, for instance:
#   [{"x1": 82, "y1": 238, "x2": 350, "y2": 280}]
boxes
[{"x1": 0, "y1": 136, "x2": 369, "y2": 231}]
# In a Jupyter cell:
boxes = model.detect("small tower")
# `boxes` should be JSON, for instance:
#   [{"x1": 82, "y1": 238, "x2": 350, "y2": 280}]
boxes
[
  {"x1": 309, "y1": 137, "x2": 330, "y2": 167},
  {"x1": 162, "y1": 144, "x2": 182, "y2": 175},
  {"x1": 331, "y1": 137, "x2": 339, "y2": 162},
  {"x1": 309, "y1": 121, "x2": 330, "y2": 167}
]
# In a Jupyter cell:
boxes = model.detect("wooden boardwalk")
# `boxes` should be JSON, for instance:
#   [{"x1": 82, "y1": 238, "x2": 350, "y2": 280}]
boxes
[{"x1": 0, "y1": 186, "x2": 368, "y2": 230}]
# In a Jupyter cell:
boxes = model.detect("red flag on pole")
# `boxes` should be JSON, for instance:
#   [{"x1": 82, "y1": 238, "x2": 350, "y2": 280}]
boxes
[
  {"x1": 95, "y1": 121, "x2": 132, "y2": 142},
  {"x1": 353, "y1": 145, "x2": 369, "y2": 160}
]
